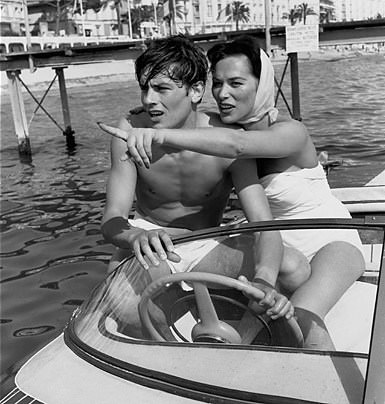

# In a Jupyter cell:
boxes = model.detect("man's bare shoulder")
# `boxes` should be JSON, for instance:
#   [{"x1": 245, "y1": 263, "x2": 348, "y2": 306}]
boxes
[{"x1": 197, "y1": 110, "x2": 242, "y2": 129}]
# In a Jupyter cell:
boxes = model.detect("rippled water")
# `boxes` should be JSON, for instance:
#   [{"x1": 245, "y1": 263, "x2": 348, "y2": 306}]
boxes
[{"x1": 1, "y1": 54, "x2": 384, "y2": 395}]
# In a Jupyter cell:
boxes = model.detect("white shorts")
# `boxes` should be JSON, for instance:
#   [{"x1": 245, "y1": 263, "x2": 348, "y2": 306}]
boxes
[
  {"x1": 280, "y1": 228, "x2": 364, "y2": 262},
  {"x1": 110, "y1": 217, "x2": 221, "y2": 290}
]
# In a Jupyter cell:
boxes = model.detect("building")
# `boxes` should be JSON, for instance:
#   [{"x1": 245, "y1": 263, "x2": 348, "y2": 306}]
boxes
[
  {"x1": 167, "y1": 0, "x2": 384, "y2": 34},
  {"x1": 71, "y1": 0, "x2": 122, "y2": 37},
  {"x1": 0, "y1": 0, "x2": 123, "y2": 37},
  {"x1": 334, "y1": 0, "x2": 385, "y2": 21},
  {"x1": 1, "y1": 0, "x2": 384, "y2": 39},
  {"x1": 0, "y1": 0, "x2": 25, "y2": 35},
  {"x1": 163, "y1": 0, "x2": 324, "y2": 35}
]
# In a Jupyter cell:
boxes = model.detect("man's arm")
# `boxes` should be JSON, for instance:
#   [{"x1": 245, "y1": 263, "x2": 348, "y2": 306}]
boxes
[
  {"x1": 229, "y1": 159, "x2": 293, "y2": 320},
  {"x1": 101, "y1": 118, "x2": 138, "y2": 250},
  {"x1": 101, "y1": 117, "x2": 180, "y2": 269}
]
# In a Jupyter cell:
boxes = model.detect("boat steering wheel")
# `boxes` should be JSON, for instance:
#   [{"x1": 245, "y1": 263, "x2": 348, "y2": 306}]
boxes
[{"x1": 138, "y1": 272, "x2": 304, "y2": 347}]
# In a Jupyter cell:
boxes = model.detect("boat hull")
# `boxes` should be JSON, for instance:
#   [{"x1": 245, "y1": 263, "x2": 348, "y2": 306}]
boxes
[{"x1": 14, "y1": 280, "x2": 376, "y2": 404}]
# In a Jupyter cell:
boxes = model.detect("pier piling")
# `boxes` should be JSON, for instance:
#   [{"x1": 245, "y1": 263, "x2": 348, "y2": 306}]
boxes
[
  {"x1": 5, "y1": 65, "x2": 76, "y2": 157},
  {"x1": 7, "y1": 69, "x2": 32, "y2": 156},
  {"x1": 54, "y1": 67, "x2": 76, "y2": 149},
  {"x1": 289, "y1": 53, "x2": 301, "y2": 121}
]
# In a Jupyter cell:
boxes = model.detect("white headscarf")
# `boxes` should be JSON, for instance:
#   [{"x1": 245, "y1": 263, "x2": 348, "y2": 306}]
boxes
[{"x1": 237, "y1": 48, "x2": 279, "y2": 125}]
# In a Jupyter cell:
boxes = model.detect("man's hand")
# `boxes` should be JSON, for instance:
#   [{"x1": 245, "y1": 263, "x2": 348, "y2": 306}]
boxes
[
  {"x1": 97, "y1": 122, "x2": 163, "y2": 169},
  {"x1": 238, "y1": 275, "x2": 294, "y2": 320},
  {"x1": 129, "y1": 228, "x2": 181, "y2": 270}
]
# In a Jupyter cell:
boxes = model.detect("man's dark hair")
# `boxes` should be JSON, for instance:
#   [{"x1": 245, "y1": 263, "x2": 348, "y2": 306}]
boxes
[
  {"x1": 207, "y1": 35, "x2": 262, "y2": 80},
  {"x1": 135, "y1": 35, "x2": 208, "y2": 89}
]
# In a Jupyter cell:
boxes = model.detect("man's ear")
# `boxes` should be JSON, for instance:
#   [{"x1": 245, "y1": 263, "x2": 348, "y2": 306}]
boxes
[{"x1": 190, "y1": 81, "x2": 205, "y2": 103}]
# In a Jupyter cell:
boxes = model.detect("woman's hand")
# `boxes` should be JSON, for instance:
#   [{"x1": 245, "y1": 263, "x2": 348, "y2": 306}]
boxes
[
  {"x1": 238, "y1": 275, "x2": 294, "y2": 320},
  {"x1": 129, "y1": 228, "x2": 181, "y2": 270},
  {"x1": 97, "y1": 122, "x2": 163, "y2": 169}
]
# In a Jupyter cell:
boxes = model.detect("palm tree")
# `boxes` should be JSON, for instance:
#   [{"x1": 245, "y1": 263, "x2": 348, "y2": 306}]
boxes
[
  {"x1": 319, "y1": 0, "x2": 334, "y2": 24},
  {"x1": 112, "y1": 0, "x2": 123, "y2": 34},
  {"x1": 297, "y1": 2, "x2": 317, "y2": 25},
  {"x1": 282, "y1": 7, "x2": 301, "y2": 25},
  {"x1": 218, "y1": 1, "x2": 250, "y2": 31},
  {"x1": 130, "y1": 5, "x2": 154, "y2": 36},
  {"x1": 47, "y1": 0, "x2": 74, "y2": 35},
  {"x1": 175, "y1": 0, "x2": 190, "y2": 33},
  {"x1": 175, "y1": 0, "x2": 187, "y2": 20}
]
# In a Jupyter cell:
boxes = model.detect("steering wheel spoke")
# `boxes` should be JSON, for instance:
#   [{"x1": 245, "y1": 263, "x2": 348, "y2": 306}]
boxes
[
  {"x1": 193, "y1": 282, "x2": 220, "y2": 325},
  {"x1": 191, "y1": 281, "x2": 242, "y2": 344}
]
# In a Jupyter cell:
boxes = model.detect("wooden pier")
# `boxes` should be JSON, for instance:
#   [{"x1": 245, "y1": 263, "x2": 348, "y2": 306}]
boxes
[
  {"x1": 1, "y1": 19, "x2": 384, "y2": 158},
  {"x1": 1, "y1": 41, "x2": 145, "y2": 157}
]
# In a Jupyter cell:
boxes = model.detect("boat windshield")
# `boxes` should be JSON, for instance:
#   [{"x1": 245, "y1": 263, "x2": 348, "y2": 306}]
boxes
[{"x1": 67, "y1": 218, "x2": 384, "y2": 362}]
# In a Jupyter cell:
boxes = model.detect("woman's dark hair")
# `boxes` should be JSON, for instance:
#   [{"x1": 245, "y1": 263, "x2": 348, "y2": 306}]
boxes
[
  {"x1": 207, "y1": 35, "x2": 262, "y2": 80},
  {"x1": 135, "y1": 35, "x2": 208, "y2": 88}
]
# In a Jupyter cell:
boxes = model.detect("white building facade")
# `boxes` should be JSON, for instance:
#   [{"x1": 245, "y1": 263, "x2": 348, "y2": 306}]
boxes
[
  {"x1": 333, "y1": 0, "x2": 385, "y2": 21},
  {"x1": 167, "y1": 0, "x2": 384, "y2": 35},
  {"x1": 1, "y1": 0, "x2": 384, "y2": 40},
  {"x1": 1, "y1": 0, "x2": 25, "y2": 34},
  {"x1": 167, "y1": 0, "x2": 324, "y2": 35}
]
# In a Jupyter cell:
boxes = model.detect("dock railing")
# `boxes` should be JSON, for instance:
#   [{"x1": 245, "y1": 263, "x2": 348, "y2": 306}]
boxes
[{"x1": 0, "y1": 35, "x2": 142, "y2": 54}]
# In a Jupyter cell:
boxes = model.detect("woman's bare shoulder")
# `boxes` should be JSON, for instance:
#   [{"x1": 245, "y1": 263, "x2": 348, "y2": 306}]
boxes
[
  {"x1": 270, "y1": 118, "x2": 309, "y2": 143},
  {"x1": 273, "y1": 117, "x2": 308, "y2": 132}
]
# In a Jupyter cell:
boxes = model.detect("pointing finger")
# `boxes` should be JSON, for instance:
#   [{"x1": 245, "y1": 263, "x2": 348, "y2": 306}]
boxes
[{"x1": 97, "y1": 122, "x2": 128, "y2": 142}]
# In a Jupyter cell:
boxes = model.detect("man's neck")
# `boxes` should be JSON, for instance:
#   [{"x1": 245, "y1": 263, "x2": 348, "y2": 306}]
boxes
[
  {"x1": 161, "y1": 111, "x2": 200, "y2": 155},
  {"x1": 176, "y1": 110, "x2": 198, "y2": 129}
]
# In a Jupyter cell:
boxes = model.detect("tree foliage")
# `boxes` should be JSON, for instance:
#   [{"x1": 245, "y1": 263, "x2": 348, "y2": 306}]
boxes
[
  {"x1": 297, "y1": 2, "x2": 317, "y2": 25},
  {"x1": 218, "y1": 1, "x2": 250, "y2": 31},
  {"x1": 282, "y1": 7, "x2": 301, "y2": 25},
  {"x1": 283, "y1": 2, "x2": 317, "y2": 25}
]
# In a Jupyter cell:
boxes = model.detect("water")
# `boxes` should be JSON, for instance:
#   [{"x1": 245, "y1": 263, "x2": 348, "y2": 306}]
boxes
[{"x1": 1, "y1": 54, "x2": 384, "y2": 395}]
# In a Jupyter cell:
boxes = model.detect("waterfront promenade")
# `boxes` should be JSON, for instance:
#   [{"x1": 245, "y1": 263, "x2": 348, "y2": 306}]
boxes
[
  {"x1": 1, "y1": 44, "x2": 383, "y2": 92},
  {"x1": 1, "y1": 18, "x2": 384, "y2": 90}
]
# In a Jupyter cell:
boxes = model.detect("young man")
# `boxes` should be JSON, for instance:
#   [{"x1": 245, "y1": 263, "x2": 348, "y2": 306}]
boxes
[{"x1": 100, "y1": 36, "x2": 307, "y2": 336}]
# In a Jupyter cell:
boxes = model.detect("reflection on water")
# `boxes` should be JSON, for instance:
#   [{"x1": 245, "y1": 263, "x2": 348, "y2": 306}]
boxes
[
  {"x1": 273, "y1": 55, "x2": 385, "y2": 186},
  {"x1": 14, "y1": 326, "x2": 56, "y2": 337},
  {"x1": 0, "y1": 105, "x2": 117, "y2": 393},
  {"x1": 0, "y1": 54, "x2": 385, "y2": 395}
]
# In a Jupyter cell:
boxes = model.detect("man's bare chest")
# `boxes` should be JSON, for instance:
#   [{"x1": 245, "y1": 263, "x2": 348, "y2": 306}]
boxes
[{"x1": 136, "y1": 152, "x2": 234, "y2": 204}]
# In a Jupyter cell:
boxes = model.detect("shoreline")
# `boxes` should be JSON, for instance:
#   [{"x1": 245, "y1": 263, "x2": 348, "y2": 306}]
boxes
[{"x1": 1, "y1": 48, "x2": 383, "y2": 94}]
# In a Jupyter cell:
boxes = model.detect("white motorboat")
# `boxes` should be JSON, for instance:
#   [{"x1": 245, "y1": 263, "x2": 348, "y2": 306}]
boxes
[{"x1": 2, "y1": 205, "x2": 384, "y2": 404}]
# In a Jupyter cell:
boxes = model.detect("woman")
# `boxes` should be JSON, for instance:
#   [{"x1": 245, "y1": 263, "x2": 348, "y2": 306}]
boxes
[{"x1": 100, "y1": 36, "x2": 365, "y2": 349}]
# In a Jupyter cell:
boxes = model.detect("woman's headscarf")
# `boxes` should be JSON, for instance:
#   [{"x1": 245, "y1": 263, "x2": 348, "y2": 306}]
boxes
[{"x1": 237, "y1": 49, "x2": 279, "y2": 125}]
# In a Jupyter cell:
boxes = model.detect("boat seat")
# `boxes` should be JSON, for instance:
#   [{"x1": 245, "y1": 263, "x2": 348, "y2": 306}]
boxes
[{"x1": 332, "y1": 185, "x2": 385, "y2": 213}]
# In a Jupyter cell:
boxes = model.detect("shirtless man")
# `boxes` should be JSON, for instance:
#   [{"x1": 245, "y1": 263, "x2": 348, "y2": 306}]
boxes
[{"x1": 100, "y1": 36, "x2": 308, "y2": 337}]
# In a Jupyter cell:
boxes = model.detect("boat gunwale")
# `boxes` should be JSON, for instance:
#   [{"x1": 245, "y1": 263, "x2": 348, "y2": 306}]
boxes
[{"x1": 63, "y1": 328, "x2": 334, "y2": 404}]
